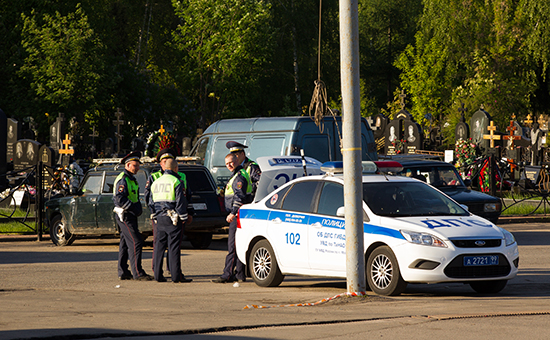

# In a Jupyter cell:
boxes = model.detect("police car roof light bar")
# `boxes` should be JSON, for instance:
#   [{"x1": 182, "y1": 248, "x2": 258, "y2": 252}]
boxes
[
  {"x1": 374, "y1": 161, "x2": 403, "y2": 174},
  {"x1": 361, "y1": 161, "x2": 378, "y2": 174},
  {"x1": 320, "y1": 161, "x2": 344, "y2": 175}
]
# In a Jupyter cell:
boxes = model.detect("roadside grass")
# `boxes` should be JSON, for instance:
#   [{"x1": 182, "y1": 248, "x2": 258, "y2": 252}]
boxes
[
  {"x1": 0, "y1": 208, "x2": 39, "y2": 234},
  {"x1": 501, "y1": 201, "x2": 550, "y2": 216}
]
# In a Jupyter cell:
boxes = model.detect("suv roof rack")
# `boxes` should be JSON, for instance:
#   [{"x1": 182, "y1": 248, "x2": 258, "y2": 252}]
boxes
[{"x1": 92, "y1": 156, "x2": 199, "y2": 165}]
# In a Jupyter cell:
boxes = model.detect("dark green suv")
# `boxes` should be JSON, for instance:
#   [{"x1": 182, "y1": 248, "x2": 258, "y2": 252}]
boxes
[{"x1": 45, "y1": 162, "x2": 226, "y2": 248}]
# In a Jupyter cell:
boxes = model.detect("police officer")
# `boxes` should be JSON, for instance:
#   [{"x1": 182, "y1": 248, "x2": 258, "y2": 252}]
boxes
[
  {"x1": 144, "y1": 148, "x2": 194, "y2": 276},
  {"x1": 226, "y1": 141, "x2": 261, "y2": 198},
  {"x1": 114, "y1": 151, "x2": 152, "y2": 281},
  {"x1": 212, "y1": 153, "x2": 252, "y2": 283},
  {"x1": 150, "y1": 158, "x2": 192, "y2": 283}
]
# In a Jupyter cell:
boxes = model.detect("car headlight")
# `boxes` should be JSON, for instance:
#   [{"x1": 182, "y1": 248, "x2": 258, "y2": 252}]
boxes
[
  {"x1": 401, "y1": 230, "x2": 447, "y2": 247},
  {"x1": 499, "y1": 227, "x2": 516, "y2": 246},
  {"x1": 484, "y1": 202, "x2": 501, "y2": 212}
]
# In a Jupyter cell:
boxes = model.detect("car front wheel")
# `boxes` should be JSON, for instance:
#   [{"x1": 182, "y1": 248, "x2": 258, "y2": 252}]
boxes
[
  {"x1": 366, "y1": 246, "x2": 407, "y2": 296},
  {"x1": 49, "y1": 215, "x2": 76, "y2": 246},
  {"x1": 249, "y1": 240, "x2": 284, "y2": 287},
  {"x1": 469, "y1": 280, "x2": 507, "y2": 294}
]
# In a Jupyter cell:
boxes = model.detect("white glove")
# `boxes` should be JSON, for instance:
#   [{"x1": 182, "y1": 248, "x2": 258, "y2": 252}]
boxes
[{"x1": 113, "y1": 207, "x2": 125, "y2": 221}]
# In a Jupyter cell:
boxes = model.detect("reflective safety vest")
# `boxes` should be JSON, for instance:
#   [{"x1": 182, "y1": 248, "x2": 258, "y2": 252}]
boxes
[
  {"x1": 114, "y1": 172, "x2": 139, "y2": 203},
  {"x1": 151, "y1": 170, "x2": 187, "y2": 190},
  {"x1": 245, "y1": 161, "x2": 258, "y2": 178},
  {"x1": 225, "y1": 169, "x2": 252, "y2": 196},
  {"x1": 151, "y1": 174, "x2": 181, "y2": 202}
]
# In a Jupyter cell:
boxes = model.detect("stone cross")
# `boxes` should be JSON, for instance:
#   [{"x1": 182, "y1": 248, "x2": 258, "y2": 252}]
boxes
[
  {"x1": 458, "y1": 103, "x2": 467, "y2": 121},
  {"x1": 523, "y1": 114, "x2": 533, "y2": 128},
  {"x1": 112, "y1": 108, "x2": 124, "y2": 154},
  {"x1": 399, "y1": 90, "x2": 407, "y2": 110},
  {"x1": 482, "y1": 121, "x2": 501, "y2": 148},
  {"x1": 58, "y1": 134, "x2": 74, "y2": 155}
]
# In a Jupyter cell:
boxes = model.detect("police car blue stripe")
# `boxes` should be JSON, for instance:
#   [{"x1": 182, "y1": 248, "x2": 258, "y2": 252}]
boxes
[
  {"x1": 239, "y1": 208, "x2": 271, "y2": 221},
  {"x1": 239, "y1": 208, "x2": 405, "y2": 240}
]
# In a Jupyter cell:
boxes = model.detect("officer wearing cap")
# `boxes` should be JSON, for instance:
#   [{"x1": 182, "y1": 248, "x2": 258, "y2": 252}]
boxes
[
  {"x1": 212, "y1": 153, "x2": 252, "y2": 283},
  {"x1": 226, "y1": 141, "x2": 261, "y2": 198},
  {"x1": 144, "y1": 148, "x2": 194, "y2": 276},
  {"x1": 150, "y1": 158, "x2": 192, "y2": 283},
  {"x1": 113, "y1": 151, "x2": 152, "y2": 281}
]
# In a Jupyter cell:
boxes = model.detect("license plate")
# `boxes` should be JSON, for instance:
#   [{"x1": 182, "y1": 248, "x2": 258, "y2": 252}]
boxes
[
  {"x1": 463, "y1": 255, "x2": 499, "y2": 266},
  {"x1": 191, "y1": 203, "x2": 207, "y2": 210}
]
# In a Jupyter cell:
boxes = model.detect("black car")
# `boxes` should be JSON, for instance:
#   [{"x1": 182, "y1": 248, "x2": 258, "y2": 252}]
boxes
[
  {"x1": 45, "y1": 161, "x2": 226, "y2": 248},
  {"x1": 396, "y1": 160, "x2": 502, "y2": 223}
]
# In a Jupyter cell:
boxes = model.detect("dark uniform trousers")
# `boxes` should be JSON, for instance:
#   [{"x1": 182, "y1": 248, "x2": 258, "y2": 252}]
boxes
[
  {"x1": 221, "y1": 218, "x2": 245, "y2": 281},
  {"x1": 116, "y1": 214, "x2": 146, "y2": 279},
  {"x1": 153, "y1": 215, "x2": 184, "y2": 282}
]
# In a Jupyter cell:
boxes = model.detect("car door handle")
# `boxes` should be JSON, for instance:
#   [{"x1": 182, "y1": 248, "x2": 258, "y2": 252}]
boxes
[
  {"x1": 271, "y1": 217, "x2": 282, "y2": 224},
  {"x1": 311, "y1": 222, "x2": 323, "y2": 228}
]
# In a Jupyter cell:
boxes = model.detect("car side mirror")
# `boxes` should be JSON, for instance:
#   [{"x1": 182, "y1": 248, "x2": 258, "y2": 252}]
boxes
[
  {"x1": 463, "y1": 179, "x2": 471, "y2": 187},
  {"x1": 336, "y1": 206, "x2": 345, "y2": 217},
  {"x1": 460, "y1": 204, "x2": 469, "y2": 211}
]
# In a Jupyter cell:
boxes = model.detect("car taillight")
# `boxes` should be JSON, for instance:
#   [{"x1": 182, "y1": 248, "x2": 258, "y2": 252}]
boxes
[
  {"x1": 217, "y1": 195, "x2": 226, "y2": 213},
  {"x1": 236, "y1": 211, "x2": 241, "y2": 229}
]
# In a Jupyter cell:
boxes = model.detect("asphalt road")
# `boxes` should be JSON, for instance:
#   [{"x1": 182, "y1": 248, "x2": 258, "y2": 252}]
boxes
[{"x1": 0, "y1": 223, "x2": 549, "y2": 340}]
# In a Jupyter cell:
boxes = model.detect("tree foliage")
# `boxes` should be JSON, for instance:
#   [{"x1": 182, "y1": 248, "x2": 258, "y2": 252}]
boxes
[
  {"x1": 171, "y1": 0, "x2": 275, "y2": 128},
  {"x1": 397, "y1": 0, "x2": 540, "y2": 137}
]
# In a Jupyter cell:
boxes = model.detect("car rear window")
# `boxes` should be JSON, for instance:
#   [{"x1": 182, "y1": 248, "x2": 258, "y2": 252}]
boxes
[{"x1": 181, "y1": 169, "x2": 215, "y2": 192}]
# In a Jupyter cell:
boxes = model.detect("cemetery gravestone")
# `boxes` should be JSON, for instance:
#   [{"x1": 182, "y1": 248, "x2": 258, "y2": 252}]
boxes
[
  {"x1": 455, "y1": 103, "x2": 470, "y2": 142},
  {"x1": 404, "y1": 118, "x2": 423, "y2": 154},
  {"x1": 470, "y1": 108, "x2": 492, "y2": 153},
  {"x1": 373, "y1": 113, "x2": 389, "y2": 154},
  {"x1": 385, "y1": 119, "x2": 402, "y2": 155},
  {"x1": 13, "y1": 139, "x2": 41, "y2": 171},
  {"x1": 0, "y1": 109, "x2": 6, "y2": 188},
  {"x1": 39, "y1": 145, "x2": 56, "y2": 186},
  {"x1": 7, "y1": 118, "x2": 21, "y2": 162},
  {"x1": 50, "y1": 113, "x2": 65, "y2": 151}
]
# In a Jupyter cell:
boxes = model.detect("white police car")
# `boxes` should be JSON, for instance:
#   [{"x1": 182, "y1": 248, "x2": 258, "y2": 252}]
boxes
[{"x1": 235, "y1": 160, "x2": 519, "y2": 296}]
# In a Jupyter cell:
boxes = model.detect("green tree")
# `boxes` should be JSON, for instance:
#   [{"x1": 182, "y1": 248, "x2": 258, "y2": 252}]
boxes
[
  {"x1": 397, "y1": 0, "x2": 536, "y2": 137},
  {"x1": 359, "y1": 0, "x2": 423, "y2": 115},
  {"x1": 19, "y1": 4, "x2": 106, "y2": 132},
  {"x1": 171, "y1": 0, "x2": 276, "y2": 128}
]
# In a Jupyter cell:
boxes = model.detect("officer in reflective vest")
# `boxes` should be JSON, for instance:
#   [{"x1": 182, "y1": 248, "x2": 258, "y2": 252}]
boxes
[
  {"x1": 144, "y1": 148, "x2": 194, "y2": 276},
  {"x1": 212, "y1": 153, "x2": 252, "y2": 283},
  {"x1": 226, "y1": 141, "x2": 261, "y2": 199},
  {"x1": 150, "y1": 158, "x2": 192, "y2": 283},
  {"x1": 113, "y1": 151, "x2": 152, "y2": 281}
]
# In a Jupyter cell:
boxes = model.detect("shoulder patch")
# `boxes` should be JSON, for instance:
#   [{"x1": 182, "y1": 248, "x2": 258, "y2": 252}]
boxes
[
  {"x1": 236, "y1": 181, "x2": 243, "y2": 189},
  {"x1": 118, "y1": 185, "x2": 125, "y2": 193}
]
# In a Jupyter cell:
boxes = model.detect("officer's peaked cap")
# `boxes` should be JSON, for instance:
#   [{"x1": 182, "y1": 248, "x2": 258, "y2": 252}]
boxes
[
  {"x1": 226, "y1": 141, "x2": 248, "y2": 153},
  {"x1": 156, "y1": 148, "x2": 176, "y2": 162},
  {"x1": 121, "y1": 150, "x2": 142, "y2": 164}
]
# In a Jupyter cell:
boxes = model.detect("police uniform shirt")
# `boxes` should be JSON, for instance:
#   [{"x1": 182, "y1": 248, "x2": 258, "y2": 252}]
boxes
[
  {"x1": 224, "y1": 165, "x2": 250, "y2": 215},
  {"x1": 113, "y1": 169, "x2": 142, "y2": 217},
  {"x1": 145, "y1": 169, "x2": 194, "y2": 216},
  {"x1": 243, "y1": 157, "x2": 261, "y2": 190},
  {"x1": 151, "y1": 169, "x2": 188, "y2": 221}
]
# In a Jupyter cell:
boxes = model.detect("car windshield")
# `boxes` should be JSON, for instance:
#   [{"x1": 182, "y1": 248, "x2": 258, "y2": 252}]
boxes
[
  {"x1": 363, "y1": 181, "x2": 469, "y2": 217},
  {"x1": 398, "y1": 166, "x2": 464, "y2": 188}
]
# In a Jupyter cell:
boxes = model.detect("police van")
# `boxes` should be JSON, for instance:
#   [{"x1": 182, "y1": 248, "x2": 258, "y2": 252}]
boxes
[
  {"x1": 189, "y1": 116, "x2": 378, "y2": 188},
  {"x1": 235, "y1": 159, "x2": 519, "y2": 296}
]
